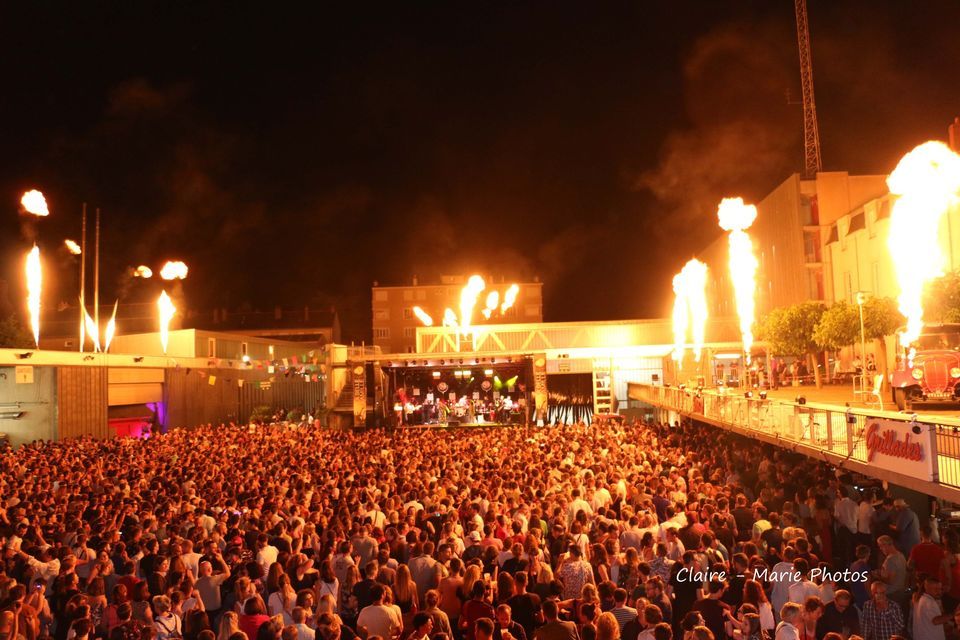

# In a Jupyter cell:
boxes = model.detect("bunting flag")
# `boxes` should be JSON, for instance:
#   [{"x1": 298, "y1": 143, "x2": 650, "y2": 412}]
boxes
[
  {"x1": 291, "y1": 355, "x2": 299, "y2": 365},
  {"x1": 208, "y1": 375, "x2": 217, "y2": 386},
  {"x1": 282, "y1": 358, "x2": 289, "y2": 367},
  {"x1": 268, "y1": 365, "x2": 275, "y2": 374}
]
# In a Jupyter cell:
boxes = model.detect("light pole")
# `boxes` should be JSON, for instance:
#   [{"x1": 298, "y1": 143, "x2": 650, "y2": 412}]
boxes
[{"x1": 856, "y1": 291, "x2": 868, "y2": 393}]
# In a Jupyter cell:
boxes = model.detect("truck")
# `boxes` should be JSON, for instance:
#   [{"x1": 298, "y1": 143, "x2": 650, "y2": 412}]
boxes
[{"x1": 891, "y1": 323, "x2": 960, "y2": 410}]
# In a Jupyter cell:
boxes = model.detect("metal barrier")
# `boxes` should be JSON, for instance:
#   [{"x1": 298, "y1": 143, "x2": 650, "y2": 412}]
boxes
[{"x1": 628, "y1": 383, "x2": 960, "y2": 492}]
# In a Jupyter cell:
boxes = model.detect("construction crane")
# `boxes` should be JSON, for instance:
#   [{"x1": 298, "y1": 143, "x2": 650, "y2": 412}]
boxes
[{"x1": 795, "y1": 0, "x2": 822, "y2": 177}]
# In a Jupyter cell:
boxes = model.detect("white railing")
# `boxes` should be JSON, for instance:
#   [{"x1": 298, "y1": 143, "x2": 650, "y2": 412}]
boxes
[{"x1": 628, "y1": 383, "x2": 960, "y2": 491}]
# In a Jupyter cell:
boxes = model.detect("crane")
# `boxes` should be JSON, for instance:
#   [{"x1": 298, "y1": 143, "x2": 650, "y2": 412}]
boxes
[{"x1": 795, "y1": 0, "x2": 822, "y2": 177}]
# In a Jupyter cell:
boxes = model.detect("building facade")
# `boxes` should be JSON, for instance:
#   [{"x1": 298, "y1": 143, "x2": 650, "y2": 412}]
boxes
[
  {"x1": 700, "y1": 171, "x2": 889, "y2": 317},
  {"x1": 371, "y1": 275, "x2": 543, "y2": 353}
]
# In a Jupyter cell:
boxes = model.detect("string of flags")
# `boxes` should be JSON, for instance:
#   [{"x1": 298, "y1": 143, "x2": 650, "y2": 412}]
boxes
[{"x1": 186, "y1": 349, "x2": 327, "y2": 390}]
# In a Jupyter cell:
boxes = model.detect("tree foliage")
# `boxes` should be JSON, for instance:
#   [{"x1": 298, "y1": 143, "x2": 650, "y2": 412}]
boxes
[
  {"x1": 813, "y1": 302, "x2": 859, "y2": 351},
  {"x1": 924, "y1": 272, "x2": 960, "y2": 324},
  {"x1": 862, "y1": 296, "x2": 904, "y2": 339},
  {"x1": 0, "y1": 315, "x2": 34, "y2": 349},
  {"x1": 759, "y1": 301, "x2": 826, "y2": 356}
]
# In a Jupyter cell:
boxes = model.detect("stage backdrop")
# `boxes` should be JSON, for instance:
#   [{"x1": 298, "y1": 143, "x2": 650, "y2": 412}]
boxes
[{"x1": 547, "y1": 373, "x2": 593, "y2": 425}]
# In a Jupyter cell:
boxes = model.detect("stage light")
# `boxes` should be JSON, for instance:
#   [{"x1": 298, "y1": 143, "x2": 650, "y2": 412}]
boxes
[
  {"x1": 475, "y1": 359, "x2": 479, "y2": 364},
  {"x1": 432, "y1": 371, "x2": 441, "y2": 378},
  {"x1": 759, "y1": 391, "x2": 767, "y2": 400},
  {"x1": 459, "y1": 359, "x2": 464, "y2": 364},
  {"x1": 796, "y1": 396, "x2": 806, "y2": 405},
  {"x1": 464, "y1": 370, "x2": 472, "y2": 377},
  {"x1": 744, "y1": 391, "x2": 752, "y2": 399},
  {"x1": 484, "y1": 369, "x2": 493, "y2": 376},
  {"x1": 386, "y1": 361, "x2": 392, "y2": 367},
  {"x1": 440, "y1": 359, "x2": 445, "y2": 365},
  {"x1": 242, "y1": 355, "x2": 251, "y2": 364}
]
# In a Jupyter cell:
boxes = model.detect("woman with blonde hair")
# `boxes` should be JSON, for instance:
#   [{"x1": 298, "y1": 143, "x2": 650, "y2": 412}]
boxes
[
  {"x1": 267, "y1": 574, "x2": 296, "y2": 625},
  {"x1": 595, "y1": 612, "x2": 620, "y2": 640},
  {"x1": 217, "y1": 612, "x2": 240, "y2": 640},
  {"x1": 462, "y1": 565, "x2": 483, "y2": 604}
]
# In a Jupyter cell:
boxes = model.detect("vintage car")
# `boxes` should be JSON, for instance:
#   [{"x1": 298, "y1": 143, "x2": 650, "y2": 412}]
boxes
[{"x1": 891, "y1": 323, "x2": 960, "y2": 410}]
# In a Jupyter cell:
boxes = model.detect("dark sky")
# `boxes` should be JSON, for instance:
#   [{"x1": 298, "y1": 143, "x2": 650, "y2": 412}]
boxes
[{"x1": 1, "y1": 1, "x2": 958, "y2": 342}]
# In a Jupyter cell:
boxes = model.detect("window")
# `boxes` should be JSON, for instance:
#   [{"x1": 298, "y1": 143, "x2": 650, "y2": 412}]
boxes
[
  {"x1": 803, "y1": 230, "x2": 821, "y2": 263},
  {"x1": 403, "y1": 327, "x2": 415, "y2": 338},
  {"x1": 241, "y1": 342, "x2": 248, "y2": 357},
  {"x1": 374, "y1": 290, "x2": 388, "y2": 302},
  {"x1": 848, "y1": 212, "x2": 866, "y2": 233},
  {"x1": 374, "y1": 309, "x2": 390, "y2": 321},
  {"x1": 207, "y1": 337, "x2": 216, "y2": 358},
  {"x1": 807, "y1": 269, "x2": 824, "y2": 300},
  {"x1": 877, "y1": 199, "x2": 891, "y2": 221},
  {"x1": 373, "y1": 328, "x2": 390, "y2": 339},
  {"x1": 825, "y1": 224, "x2": 839, "y2": 244},
  {"x1": 403, "y1": 289, "x2": 414, "y2": 301},
  {"x1": 403, "y1": 308, "x2": 413, "y2": 319}
]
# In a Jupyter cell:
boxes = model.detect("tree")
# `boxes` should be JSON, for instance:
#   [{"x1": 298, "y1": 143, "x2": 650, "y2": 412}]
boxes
[
  {"x1": 0, "y1": 315, "x2": 33, "y2": 349},
  {"x1": 924, "y1": 272, "x2": 960, "y2": 323},
  {"x1": 862, "y1": 296, "x2": 905, "y2": 377},
  {"x1": 759, "y1": 301, "x2": 826, "y2": 387},
  {"x1": 813, "y1": 301, "x2": 859, "y2": 352}
]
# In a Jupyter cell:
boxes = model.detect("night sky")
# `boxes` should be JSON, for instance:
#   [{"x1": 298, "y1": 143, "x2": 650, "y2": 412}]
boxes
[{"x1": 1, "y1": 1, "x2": 958, "y2": 342}]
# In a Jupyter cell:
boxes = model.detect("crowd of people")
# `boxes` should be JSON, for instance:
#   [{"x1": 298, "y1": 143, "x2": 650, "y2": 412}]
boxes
[{"x1": 0, "y1": 417, "x2": 953, "y2": 640}]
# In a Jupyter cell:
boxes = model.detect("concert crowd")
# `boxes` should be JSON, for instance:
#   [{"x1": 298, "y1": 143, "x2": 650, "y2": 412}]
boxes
[{"x1": 0, "y1": 417, "x2": 951, "y2": 640}]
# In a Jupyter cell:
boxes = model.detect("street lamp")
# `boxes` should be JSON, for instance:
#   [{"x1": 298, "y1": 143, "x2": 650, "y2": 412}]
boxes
[{"x1": 856, "y1": 291, "x2": 868, "y2": 393}]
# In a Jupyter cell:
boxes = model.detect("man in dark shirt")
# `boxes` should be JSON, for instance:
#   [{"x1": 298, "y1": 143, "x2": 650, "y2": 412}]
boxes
[
  {"x1": 506, "y1": 572, "x2": 542, "y2": 639},
  {"x1": 815, "y1": 590, "x2": 861, "y2": 638},
  {"x1": 495, "y1": 604, "x2": 527, "y2": 640},
  {"x1": 353, "y1": 561, "x2": 379, "y2": 610},
  {"x1": 760, "y1": 513, "x2": 783, "y2": 555},
  {"x1": 533, "y1": 600, "x2": 577, "y2": 640},
  {"x1": 691, "y1": 581, "x2": 731, "y2": 640},
  {"x1": 731, "y1": 496, "x2": 754, "y2": 542},
  {"x1": 722, "y1": 554, "x2": 749, "y2": 610},
  {"x1": 668, "y1": 553, "x2": 699, "y2": 636}
]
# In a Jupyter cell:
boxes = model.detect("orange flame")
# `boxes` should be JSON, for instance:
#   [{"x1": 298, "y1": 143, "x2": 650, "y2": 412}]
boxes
[
  {"x1": 482, "y1": 291, "x2": 500, "y2": 319},
  {"x1": 20, "y1": 190, "x2": 49, "y2": 216},
  {"x1": 133, "y1": 265, "x2": 153, "y2": 278},
  {"x1": 64, "y1": 239, "x2": 81, "y2": 255},
  {"x1": 159, "y1": 260, "x2": 188, "y2": 280},
  {"x1": 25, "y1": 245, "x2": 41, "y2": 346},
  {"x1": 459, "y1": 275, "x2": 486, "y2": 335},
  {"x1": 83, "y1": 306, "x2": 100, "y2": 352},
  {"x1": 500, "y1": 284, "x2": 519, "y2": 313},
  {"x1": 412, "y1": 306, "x2": 433, "y2": 326},
  {"x1": 442, "y1": 308, "x2": 459, "y2": 328},
  {"x1": 887, "y1": 141, "x2": 960, "y2": 346},
  {"x1": 104, "y1": 300, "x2": 119, "y2": 352},
  {"x1": 158, "y1": 291, "x2": 176, "y2": 354},
  {"x1": 718, "y1": 197, "x2": 758, "y2": 362}
]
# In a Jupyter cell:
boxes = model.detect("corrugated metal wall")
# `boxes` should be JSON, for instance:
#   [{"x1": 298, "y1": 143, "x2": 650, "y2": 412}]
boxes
[
  {"x1": 165, "y1": 368, "x2": 325, "y2": 427},
  {"x1": 57, "y1": 367, "x2": 109, "y2": 439}
]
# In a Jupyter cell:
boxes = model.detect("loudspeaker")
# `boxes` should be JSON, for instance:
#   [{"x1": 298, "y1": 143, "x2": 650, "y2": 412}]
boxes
[{"x1": 652, "y1": 374, "x2": 660, "y2": 382}]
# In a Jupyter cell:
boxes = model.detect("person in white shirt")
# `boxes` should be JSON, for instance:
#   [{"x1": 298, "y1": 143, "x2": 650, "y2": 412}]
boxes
[
  {"x1": 769, "y1": 549, "x2": 799, "y2": 622},
  {"x1": 180, "y1": 539, "x2": 203, "y2": 581},
  {"x1": 255, "y1": 533, "x2": 279, "y2": 575},
  {"x1": 913, "y1": 576, "x2": 950, "y2": 640},
  {"x1": 357, "y1": 584, "x2": 402, "y2": 639},
  {"x1": 787, "y1": 559, "x2": 819, "y2": 606},
  {"x1": 775, "y1": 602, "x2": 801, "y2": 640},
  {"x1": 567, "y1": 489, "x2": 592, "y2": 526},
  {"x1": 291, "y1": 607, "x2": 315, "y2": 640}
]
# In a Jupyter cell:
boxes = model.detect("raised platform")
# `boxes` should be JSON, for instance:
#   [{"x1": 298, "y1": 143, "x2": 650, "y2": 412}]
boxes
[{"x1": 398, "y1": 421, "x2": 523, "y2": 429}]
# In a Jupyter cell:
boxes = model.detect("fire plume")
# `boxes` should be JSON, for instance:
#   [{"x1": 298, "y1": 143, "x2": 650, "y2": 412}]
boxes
[
  {"x1": 133, "y1": 265, "x2": 153, "y2": 278},
  {"x1": 718, "y1": 197, "x2": 758, "y2": 362},
  {"x1": 20, "y1": 190, "x2": 49, "y2": 217},
  {"x1": 25, "y1": 245, "x2": 41, "y2": 346},
  {"x1": 887, "y1": 141, "x2": 960, "y2": 346},
  {"x1": 158, "y1": 291, "x2": 176, "y2": 354},
  {"x1": 671, "y1": 272, "x2": 689, "y2": 363},
  {"x1": 500, "y1": 284, "x2": 519, "y2": 313},
  {"x1": 442, "y1": 308, "x2": 459, "y2": 328},
  {"x1": 64, "y1": 239, "x2": 81, "y2": 255},
  {"x1": 159, "y1": 260, "x2": 188, "y2": 280},
  {"x1": 83, "y1": 306, "x2": 100, "y2": 352},
  {"x1": 482, "y1": 291, "x2": 500, "y2": 319},
  {"x1": 104, "y1": 301, "x2": 119, "y2": 352},
  {"x1": 412, "y1": 306, "x2": 433, "y2": 326},
  {"x1": 458, "y1": 275, "x2": 486, "y2": 335}
]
